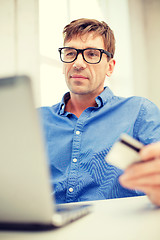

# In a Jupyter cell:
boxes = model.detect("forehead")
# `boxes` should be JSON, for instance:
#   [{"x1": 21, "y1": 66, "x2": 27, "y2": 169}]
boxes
[{"x1": 64, "y1": 33, "x2": 105, "y2": 49}]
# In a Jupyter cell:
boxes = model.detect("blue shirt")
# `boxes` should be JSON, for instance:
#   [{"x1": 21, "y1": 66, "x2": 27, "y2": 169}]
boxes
[{"x1": 39, "y1": 87, "x2": 160, "y2": 204}]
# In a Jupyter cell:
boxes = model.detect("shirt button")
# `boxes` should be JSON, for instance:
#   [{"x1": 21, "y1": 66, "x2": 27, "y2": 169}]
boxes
[
  {"x1": 76, "y1": 130, "x2": 80, "y2": 135},
  {"x1": 73, "y1": 158, "x2": 77, "y2": 163},
  {"x1": 69, "y1": 187, "x2": 73, "y2": 193}
]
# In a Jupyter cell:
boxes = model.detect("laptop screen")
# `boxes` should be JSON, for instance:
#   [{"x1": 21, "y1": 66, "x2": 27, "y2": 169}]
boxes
[{"x1": 0, "y1": 76, "x2": 54, "y2": 224}]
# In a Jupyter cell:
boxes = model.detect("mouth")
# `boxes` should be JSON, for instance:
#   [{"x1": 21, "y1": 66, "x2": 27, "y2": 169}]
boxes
[{"x1": 70, "y1": 75, "x2": 89, "y2": 80}]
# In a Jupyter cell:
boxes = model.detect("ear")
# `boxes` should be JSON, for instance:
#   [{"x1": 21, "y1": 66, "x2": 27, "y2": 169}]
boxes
[{"x1": 106, "y1": 59, "x2": 116, "y2": 77}]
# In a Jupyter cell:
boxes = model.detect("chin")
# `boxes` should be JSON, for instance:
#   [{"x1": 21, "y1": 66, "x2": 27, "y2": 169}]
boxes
[
  {"x1": 69, "y1": 86, "x2": 90, "y2": 95},
  {"x1": 72, "y1": 90, "x2": 89, "y2": 95}
]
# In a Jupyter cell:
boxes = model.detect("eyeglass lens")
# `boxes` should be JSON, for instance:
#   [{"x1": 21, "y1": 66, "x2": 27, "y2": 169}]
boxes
[{"x1": 61, "y1": 48, "x2": 101, "y2": 64}]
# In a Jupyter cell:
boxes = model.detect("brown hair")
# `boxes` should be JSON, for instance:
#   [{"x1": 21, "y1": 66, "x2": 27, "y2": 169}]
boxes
[{"x1": 63, "y1": 18, "x2": 115, "y2": 57}]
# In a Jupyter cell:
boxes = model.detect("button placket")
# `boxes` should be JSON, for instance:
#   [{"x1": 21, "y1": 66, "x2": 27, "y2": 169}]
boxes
[
  {"x1": 66, "y1": 111, "x2": 90, "y2": 202},
  {"x1": 66, "y1": 129, "x2": 81, "y2": 201}
]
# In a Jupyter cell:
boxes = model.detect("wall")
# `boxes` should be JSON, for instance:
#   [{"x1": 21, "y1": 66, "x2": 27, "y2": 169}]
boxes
[
  {"x1": 39, "y1": 0, "x2": 135, "y2": 106},
  {"x1": 0, "y1": 0, "x2": 160, "y2": 108},
  {"x1": 128, "y1": 0, "x2": 160, "y2": 107},
  {"x1": 0, "y1": 0, "x2": 40, "y2": 106}
]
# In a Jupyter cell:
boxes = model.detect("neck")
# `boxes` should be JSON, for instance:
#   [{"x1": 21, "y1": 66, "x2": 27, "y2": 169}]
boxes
[{"x1": 65, "y1": 93, "x2": 98, "y2": 118}]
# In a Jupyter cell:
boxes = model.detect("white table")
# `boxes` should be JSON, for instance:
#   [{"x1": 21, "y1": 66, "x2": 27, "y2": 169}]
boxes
[{"x1": 0, "y1": 196, "x2": 160, "y2": 240}]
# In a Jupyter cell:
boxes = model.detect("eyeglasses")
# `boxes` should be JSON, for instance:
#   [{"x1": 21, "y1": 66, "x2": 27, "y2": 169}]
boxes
[{"x1": 58, "y1": 47, "x2": 113, "y2": 64}]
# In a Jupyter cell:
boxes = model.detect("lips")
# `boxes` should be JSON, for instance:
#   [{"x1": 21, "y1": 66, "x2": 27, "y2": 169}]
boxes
[{"x1": 70, "y1": 74, "x2": 88, "y2": 80}]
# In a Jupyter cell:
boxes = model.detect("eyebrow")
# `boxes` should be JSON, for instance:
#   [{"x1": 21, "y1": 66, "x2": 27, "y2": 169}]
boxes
[{"x1": 64, "y1": 46, "x2": 105, "y2": 50}]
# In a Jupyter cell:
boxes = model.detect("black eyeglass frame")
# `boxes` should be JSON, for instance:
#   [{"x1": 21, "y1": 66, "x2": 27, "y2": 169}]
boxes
[{"x1": 58, "y1": 47, "x2": 113, "y2": 64}]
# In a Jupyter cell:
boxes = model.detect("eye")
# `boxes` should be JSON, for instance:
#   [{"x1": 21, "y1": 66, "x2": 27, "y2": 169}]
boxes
[
  {"x1": 85, "y1": 49, "x2": 100, "y2": 58},
  {"x1": 66, "y1": 51, "x2": 75, "y2": 56},
  {"x1": 64, "y1": 49, "x2": 76, "y2": 58}
]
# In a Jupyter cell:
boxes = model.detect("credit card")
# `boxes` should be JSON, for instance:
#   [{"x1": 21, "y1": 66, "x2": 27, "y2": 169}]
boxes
[{"x1": 106, "y1": 134, "x2": 144, "y2": 169}]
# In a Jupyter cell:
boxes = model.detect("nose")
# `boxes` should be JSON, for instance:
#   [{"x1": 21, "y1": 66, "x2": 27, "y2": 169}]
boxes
[{"x1": 73, "y1": 53, "x2": 86, "y2": 70}]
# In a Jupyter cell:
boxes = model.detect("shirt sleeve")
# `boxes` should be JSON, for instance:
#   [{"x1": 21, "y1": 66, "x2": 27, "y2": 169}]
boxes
[{"x1": 133, "y1": 98, "x2": 160, "y2": 144}]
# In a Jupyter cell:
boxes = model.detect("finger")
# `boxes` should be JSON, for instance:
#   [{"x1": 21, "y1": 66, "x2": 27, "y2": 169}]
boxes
[
  {"x1": 119, "y1": 180, "x2": 160, "y2": 207},
  {"x1": 119, "y1": 173, "x2": 160, "y2": 187},
  {"x1": 122, "y1": 158, "x2": 160, "y2": 179},
  {"x1": 140, "y1": 142, "x2": 160, "y2": 161},
  {"x1": 146, "y1": 187, "x2": 160, "y2": 206}
]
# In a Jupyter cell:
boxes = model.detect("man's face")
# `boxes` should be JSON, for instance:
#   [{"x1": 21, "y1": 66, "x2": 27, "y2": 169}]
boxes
[{"x1": 63, "y1": 33, "x2": 115, "y2": 97}]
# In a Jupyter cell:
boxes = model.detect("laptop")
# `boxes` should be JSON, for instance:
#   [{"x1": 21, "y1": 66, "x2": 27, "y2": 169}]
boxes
[{"x1": 0, "y1": 75, "x2": 92, "y2": 230}]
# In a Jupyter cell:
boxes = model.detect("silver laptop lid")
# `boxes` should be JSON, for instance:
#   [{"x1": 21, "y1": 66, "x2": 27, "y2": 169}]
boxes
[{"x1": 0, "y1": 75, "x2": 54, "y2": 225}]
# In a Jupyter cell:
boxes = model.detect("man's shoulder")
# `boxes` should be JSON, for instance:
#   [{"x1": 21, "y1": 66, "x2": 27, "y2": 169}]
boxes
[
  {"x1": 109, "y1": 94, "x2": 142, "y2": 106},
  {"x1": 128, "y1": 95, "x2": 159, "y2": 109},
  {"x1": 38, "y1": 102, "x2": 61, "y2": 116},
  {"x1": 114, "y1": 94, "x2": 155, "y2": 106},
  {"x1": 109, "y1": 94, "x2": 160, "y2": 116}
]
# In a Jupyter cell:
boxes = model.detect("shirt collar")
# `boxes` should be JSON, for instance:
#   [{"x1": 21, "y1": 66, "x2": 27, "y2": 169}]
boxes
[
  {"x1": 58, "y1": 92, "x2": 70, "y2": 115},
  {"x1": 58, "y1": 87, "x2": 114, "y2": 115},
  {"x1": 95, "y1": 87, "x2": 114, "y2": 107}
]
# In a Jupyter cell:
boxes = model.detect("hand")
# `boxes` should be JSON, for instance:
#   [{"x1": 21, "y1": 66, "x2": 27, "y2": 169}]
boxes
[{"x1": 119, "y1": 142, "x2": 160, "y2": 206}]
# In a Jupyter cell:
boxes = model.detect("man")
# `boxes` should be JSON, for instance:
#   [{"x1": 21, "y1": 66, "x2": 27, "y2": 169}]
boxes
[{"x1": 40, "y1": 18, "x2": 160, "y2": 205}]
